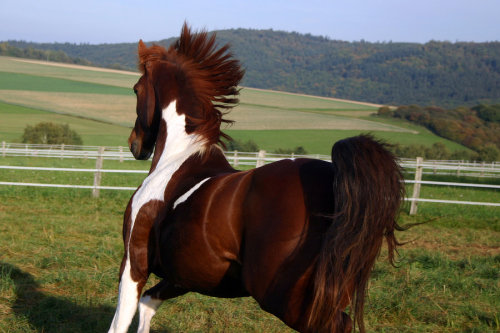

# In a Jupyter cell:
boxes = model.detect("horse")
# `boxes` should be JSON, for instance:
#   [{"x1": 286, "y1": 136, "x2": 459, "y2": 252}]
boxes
[{"x1": 108, "y1": 23, "x2": 404, "y2": 333}]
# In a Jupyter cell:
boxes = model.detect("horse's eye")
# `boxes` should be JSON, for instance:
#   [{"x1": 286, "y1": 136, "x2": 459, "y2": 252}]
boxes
[{"x1": 133, "y1": 88, "x2": 138, "y2": 95}]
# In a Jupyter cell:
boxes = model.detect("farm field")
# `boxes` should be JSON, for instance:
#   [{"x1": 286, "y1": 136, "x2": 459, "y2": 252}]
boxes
[
  {"x1": 0, "y1": 102, "x2": 131, "y2": 146},
  {"x1": 0, "y1": 55, "x2": 469, "y2": 154},
  {"x1": 225, "y1": 128, "x2": 468, "y2": 155},
  {"x1": 0, "y1": 168, "x2": 498, "y2": 332}
]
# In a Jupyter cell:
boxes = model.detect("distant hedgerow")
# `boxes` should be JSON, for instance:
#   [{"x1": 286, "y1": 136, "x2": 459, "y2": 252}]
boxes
[{"x1": 22, "y1": 122, "x2": 83, "y2": 145}]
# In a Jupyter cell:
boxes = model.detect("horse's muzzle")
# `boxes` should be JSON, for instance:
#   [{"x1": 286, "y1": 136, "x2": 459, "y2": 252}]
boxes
[{"x1": 129, "y1": 140, "x2": 152, "y2": 160}]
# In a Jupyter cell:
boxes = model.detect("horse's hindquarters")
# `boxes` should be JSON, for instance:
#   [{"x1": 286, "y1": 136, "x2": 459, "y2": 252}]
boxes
[{"x1": 240, "y1": 159, "x2": 335, "y2": 328}]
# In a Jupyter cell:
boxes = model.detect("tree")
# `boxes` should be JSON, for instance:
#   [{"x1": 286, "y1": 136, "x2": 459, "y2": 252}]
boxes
[
  {"x1": 377, "y1": 106, "x2": 392, "y2": 116},
  {"x1": 225, "y1": 139, "x2": 259, "y2": 152},
  {"x1": 22, "y1": 122, "x2": 83, "y2": 145},
  {"x1": 475, "y1": 144, "x2": 499, "y2": 162}
]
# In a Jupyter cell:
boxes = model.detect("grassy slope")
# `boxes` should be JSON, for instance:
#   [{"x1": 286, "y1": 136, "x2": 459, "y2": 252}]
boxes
[
  {"x1": 0, "y1": 102, "x2": 131, "y2": 146},
  {"x1": 225, "y1": 129, "x2": 467, "y2": 155},
  {"x1": 0, "y1": 71, "x2": 131, "y2": 95},
  {"x1": 0, "y1": 56, "x2": 469, "y2": 153}
]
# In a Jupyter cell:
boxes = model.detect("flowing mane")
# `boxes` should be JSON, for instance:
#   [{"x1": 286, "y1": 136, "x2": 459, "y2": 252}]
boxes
[{"x1": 137, "y1": 23, "x2": 244, "y2": 146}]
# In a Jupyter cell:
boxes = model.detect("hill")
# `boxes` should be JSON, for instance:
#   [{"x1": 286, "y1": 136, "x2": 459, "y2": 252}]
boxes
[
  {"x1": 3, "y1": 29, "x2": 500, "y2": 108},
  {"x1": 0, "y1": 55, "x2": 470, "y2": 155}
]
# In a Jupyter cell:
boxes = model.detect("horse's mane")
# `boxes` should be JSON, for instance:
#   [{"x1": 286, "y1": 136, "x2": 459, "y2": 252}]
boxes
[{"x1": 138, "y1": 23, "x2": 244, "y2": 146}]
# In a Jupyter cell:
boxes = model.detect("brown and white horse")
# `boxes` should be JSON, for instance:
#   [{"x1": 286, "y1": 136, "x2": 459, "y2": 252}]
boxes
[{"x1": 108, "y1": 24, "x2": 404, "y2": 333}]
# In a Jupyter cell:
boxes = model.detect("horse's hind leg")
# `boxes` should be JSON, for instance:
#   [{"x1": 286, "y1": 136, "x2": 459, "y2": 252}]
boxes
[
  {"x1": 108, "y1": 255, "x2": 148, "y2": 333},
  {"x1": 137, "y1": 280, "x2": 187, "y2": 333}
]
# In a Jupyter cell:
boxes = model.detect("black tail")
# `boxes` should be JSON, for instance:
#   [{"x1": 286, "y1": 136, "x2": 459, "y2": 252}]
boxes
[{"x1": 307, "y1": 135, "x2": 405, "y2": 333}]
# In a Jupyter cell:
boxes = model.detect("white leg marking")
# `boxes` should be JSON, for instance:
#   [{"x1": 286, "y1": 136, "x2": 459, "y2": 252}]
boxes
[
  {"x1": 137, "y1": 295, "x2": 163, "y2": 333},
  {"x1": 108, "y1": 260, "x2": 140, "y2": 333},
  {"x1": 110, "y1": 100, "x2": 208, "y2": 332},
  {"x1": 173, "y1": 177, "x2": 210, "y2": 209}
]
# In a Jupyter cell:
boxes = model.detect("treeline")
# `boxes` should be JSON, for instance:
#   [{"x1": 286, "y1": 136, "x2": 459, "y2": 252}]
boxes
[
  {"x1": 217, "y1": 30, "x2": 500, "y2": 108},
  {"x1": 378, "y1": 104, "x2": 500, "y2": 161},
  {"x1": 0, "y1": 42, "x2": 92, "y2": 66},
  {"x1": 5, "y1": 29, "x2": 500, "y2": 108}
]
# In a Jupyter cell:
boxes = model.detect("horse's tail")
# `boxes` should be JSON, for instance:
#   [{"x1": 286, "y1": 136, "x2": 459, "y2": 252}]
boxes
[{"x1": 307, "y1": 135, "x2": 405, "y2": 333}]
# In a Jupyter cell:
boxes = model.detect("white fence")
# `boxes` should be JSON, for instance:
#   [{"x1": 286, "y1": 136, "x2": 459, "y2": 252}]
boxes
[
  {"x1": 0, "y1": 141, "x2": 329, "y2": 166},
  {"x1": 399, "y1": 158, "x2": 500, "y2": 178},
  {"x1": 1, "y1": 143, "x2": 499, "y2": 214}
]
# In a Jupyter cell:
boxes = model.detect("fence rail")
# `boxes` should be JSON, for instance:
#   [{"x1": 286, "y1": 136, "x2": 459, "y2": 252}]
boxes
[
  {"x1": 1, "y1": 142, "x2": 499, "y2": 213},
  {"x1": 0, "y1": 141, "x2": 329, "y2": 165}
]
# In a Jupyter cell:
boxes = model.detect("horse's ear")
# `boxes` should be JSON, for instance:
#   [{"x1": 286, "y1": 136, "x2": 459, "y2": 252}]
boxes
[
  {"x1": 138, "y1": 39, "x2": 146, "y2": 51},
  {"x1": 138, "y1": 40, "x2": 147, "y2": 63}
]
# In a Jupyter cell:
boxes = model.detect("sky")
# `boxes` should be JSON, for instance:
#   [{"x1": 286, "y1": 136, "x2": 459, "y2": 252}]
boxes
[{"x1": 1, "y1": 0, "x2": 499, "y2": 44}]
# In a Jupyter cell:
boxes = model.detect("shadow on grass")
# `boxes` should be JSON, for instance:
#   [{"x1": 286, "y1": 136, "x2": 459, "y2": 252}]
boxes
[
  {"x1": 2, "y1": 262, "x2": 172, "y2": 333},
  {"x1": 1, "y1": 262, "x2": 119, "y2": 332}
]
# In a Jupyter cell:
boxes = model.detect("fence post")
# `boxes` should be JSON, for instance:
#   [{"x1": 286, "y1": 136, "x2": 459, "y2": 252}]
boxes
[
  {"x1": 1, "y1": 141, "x2": 5, "y2": 157},
  {"x1": 409, "y1": 156, "x2": 423, "y2": 215},
  {"x1": 92, "y1": 146, "x2": 105, "y2": 198},
  {"x1": 256, "y1": 150, "x2": 266, "y2": 168},
  {"x1": 233, "y1": 150, "x2": 239, "y2": 168},
  {"x1": 60, "y1": 143, "x2": 65, "y2": 159},
  {"x1": 119, "y1": 146, "x2": 124, "y2": 163}
]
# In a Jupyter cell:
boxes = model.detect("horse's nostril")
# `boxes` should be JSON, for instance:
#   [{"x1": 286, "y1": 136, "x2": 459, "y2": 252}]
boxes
[{"x1": 130, "y1": 141, "x2": 137, "y2": 153}]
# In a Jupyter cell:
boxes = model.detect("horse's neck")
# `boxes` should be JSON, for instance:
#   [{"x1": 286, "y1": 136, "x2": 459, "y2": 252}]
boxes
[
  {"x1": 150, "y1": 101, "x2": 206, "y2": 173},
  {"x1": 136, "y1": 101, "x2": 233, "y2": 209},
  {"x1": 131, "y1": 101, "x2": 207, "y2": 220}
]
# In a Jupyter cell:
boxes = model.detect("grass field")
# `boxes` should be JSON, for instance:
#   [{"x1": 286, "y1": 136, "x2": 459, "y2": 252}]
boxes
[
  {"x1": 0, "y1": 55, "x2": 469, "y2": 154},
  {"x1": 0, "y1": 163, "x2": 498, "y2": 332},
  {"x1": 225, "y1": 129, "x2": 468, "y2": 155},
  {"x1": 0, "y1": 102, "x2": 131, "y2": 146}
]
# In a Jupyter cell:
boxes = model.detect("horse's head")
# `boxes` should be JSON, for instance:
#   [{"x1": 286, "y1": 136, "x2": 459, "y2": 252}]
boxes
[
  {"x1": 128, "y1": 41, "x2": 178, "y2": 160},
  {"x1": 128, "y1": 24, "x2": 244, "y2": 160}
]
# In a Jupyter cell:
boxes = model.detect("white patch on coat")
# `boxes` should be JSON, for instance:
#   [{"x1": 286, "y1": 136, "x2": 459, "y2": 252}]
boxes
[
  {"x1": 128, "y1": 100, "x2": 206, "y2": 254},
  {"x1": 109, "y1": 100, "x2": 206, "y2": 333},
  {"x1": 137, "y1": 295, "x2": 163, "y2": 333},
  {"x1": 173, "y1": 177, "x2": 210, "y2": 210}
]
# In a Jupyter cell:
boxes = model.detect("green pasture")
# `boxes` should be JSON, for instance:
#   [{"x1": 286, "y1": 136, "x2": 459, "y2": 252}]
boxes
[
  {"x1": 0, "y1": 57, "x2": 138, "y2": 88},
  {"x1": 0, "y1": 71, "x2": 132, "y2": 95},
  {"x1": 0, "y1": 102, "x2": 131, "y2": 146},
  {"x1": 225, "y1": 129, "x2": 468, "y2": 155},
  {"x1": 239, "y1": 88, "x2": 378, "y2": 111},
  {"x1": 0, "y1": 163, "x2": 498, "y2": 332},
  {"x1": 0, "y1": 101, "x2": 466, "y2": 156},
  {"x1": 0, "y1": 55, "x2": 472, "y2": 154}
]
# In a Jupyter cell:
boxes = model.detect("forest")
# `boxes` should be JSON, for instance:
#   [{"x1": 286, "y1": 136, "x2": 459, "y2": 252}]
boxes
[
  {"x1": 2, "y1": 28, "x2": 499, "y2": 108},
  {"x1": 378, "y1": 104, "x2": 500, "y2": 161}
]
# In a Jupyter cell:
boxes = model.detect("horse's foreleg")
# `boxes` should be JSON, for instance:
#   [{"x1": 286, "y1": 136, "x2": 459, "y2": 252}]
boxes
[
  {"x1": 137, "y1": 280, "x2": 187, "y2": 333},
  {"x1": 108, "y1": 256, "x2": 148, "y2": 333}
]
